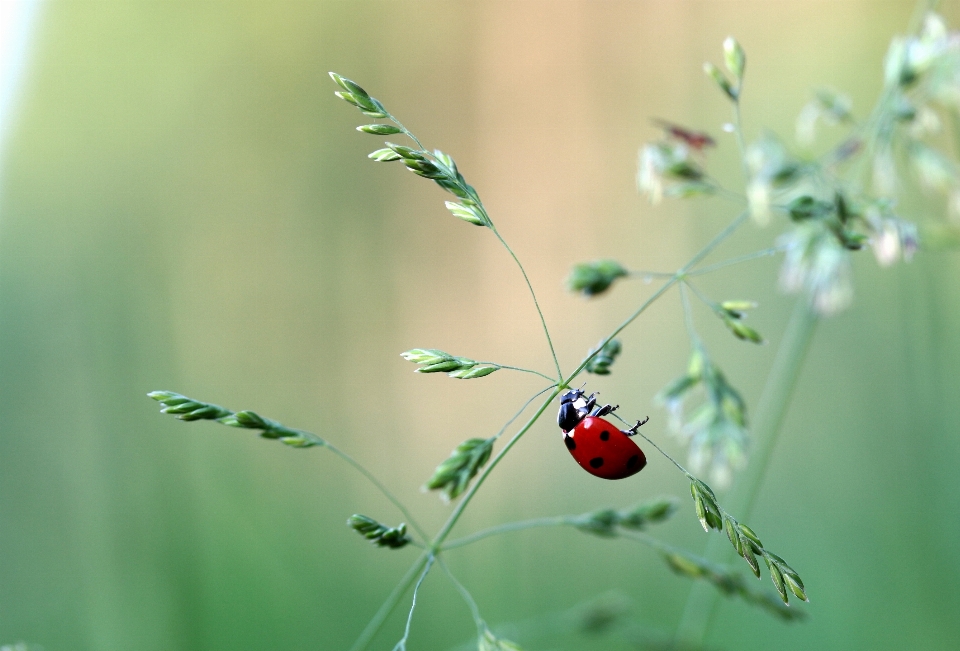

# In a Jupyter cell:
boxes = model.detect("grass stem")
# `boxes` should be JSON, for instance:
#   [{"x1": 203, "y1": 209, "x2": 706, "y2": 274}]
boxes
[
  {"x1": 350, "y1": 209, "x2": 749, "y2": 651},
  {"x1": 489, "y1": 365, "x2": 558, "y2": 382},
  {"x1": 673, "y1": 298, "x2": 818, "y2": 646},
  {"x1": 349, "y1": 552, "x2": 430, "y2": 651},
  {"x1": 392, "y1": 555, "x2": 435, "y2": 650},
  {"x1": 688, "y1": 246, "x2": 784, "y2": 276},
  {"x1": 324, "y1": 443, "x2": 429, "y2": 542},
  {"x1": 437, "y1": 558, "x2": 486, "y2": 632},
  {"x1": 491, "y1": 227, "x2": 564, "y2": 381}
]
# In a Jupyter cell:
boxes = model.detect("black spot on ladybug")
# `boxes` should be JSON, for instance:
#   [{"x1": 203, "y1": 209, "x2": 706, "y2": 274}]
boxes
[
  {"x1": 627, "y1": 454, "x2": 639, "y2": 468},
  {"x1": 599, "y1": 430, "x2": 610, "y2": 441},
  {"x1": 589, "y1": 457, "x2": 604, "y2": 469},
  {"x1": 564, "y1": 435, "x2": 576, "y2": 451}
]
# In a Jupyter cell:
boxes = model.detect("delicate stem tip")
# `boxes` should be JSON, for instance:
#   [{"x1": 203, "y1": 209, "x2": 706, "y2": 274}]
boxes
[{"x1": 723, "y1": 37, "x2": 746, "y2": 82}]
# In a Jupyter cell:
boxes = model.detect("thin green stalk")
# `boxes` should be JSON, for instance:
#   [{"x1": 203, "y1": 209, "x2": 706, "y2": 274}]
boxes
[
  {"x1": 569, "y1": 211, "x2": 748, "y2": 381},
  {"x1": 393, "y1": 554, "x2": 436, "y2": 651},
  {"x1": 386, "y1": 114, "x2": 427, "y2": 152},
  {"x1": 152, "y1": 397, "x2": 430, "y2": 544},
  {"x1": 674, "y1": 298, "x2": 818, "y2": 646},
  {"x1": 441, "y1": 513, "x2": 799, "y2": 625},
  {"x1": 491, "y1": 385, "x2": 558, "y2": 441},
  {"x1": 619, "y1": 529, "x2": 690, "y2": 557},
  {"x1": 688, "y1": 246, "x2": 784, "y2": 276},
  {"x1": 443, "y1": 516, "x2": 572, "y2": 550},
  {"x1": 483, "y1": 364, "x2": 557, "y2": 383},
  {"x1": 436, "y1": 558, "x2": 485, "y2": 632},
  {"x1": 490, "y1": 227, "x2": 563, "y2": 381},
  {"x1": 569, "y1": 277, "x2": 680, "y2": 380},
  {"x1": 349, "y1": 551, "x2": 430, "y2": 651},
  {"x1": 682, "y1": 280, "x2": 715, "y2": 313},
  {"x1": 627, "y1": 269, "x2": 677, "y2": 279},
  {"x1": 704, "y1": 177, "x2": 748, "y2": 204},
  {"x1": 324, "y1": 443, "x2": 429, "y2": 542},
  {"x1": 280, "y1": 431, "x2": 426, "y2": 538},
  {"x1": 682, "y1": 211, "x2": 751, "y2": 274},
  {"x1": 678, "y1": 282, "x2": 700, "y2": 341},
  {"x1": 380, "y1": 109, "x2": 563, "y2": 382},
  {"x1": 631, "y1": 428, "x2": 691, "y2": 477},
  {"x1": 443, "y1": 513, "x2": 690, "y2": 562}
]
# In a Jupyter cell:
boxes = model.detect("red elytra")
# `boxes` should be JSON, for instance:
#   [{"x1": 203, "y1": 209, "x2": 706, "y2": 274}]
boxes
[{"x1": 563, "y1": 416, "x2": 647, "y2": 480}]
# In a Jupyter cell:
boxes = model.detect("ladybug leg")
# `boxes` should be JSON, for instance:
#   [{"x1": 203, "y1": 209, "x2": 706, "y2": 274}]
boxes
[
  {"x1": 621, "y1": 416, "x2": 650, "y2": 437},
  {"x1": 575, "y1": 392, "x2": 599, "y2": 420},
  {"x1": 582, "y1": 392, "x2": 598, "y2": 413},
  {"x1": 591, "y1": 403, "x2": 619, "y2": 418}
]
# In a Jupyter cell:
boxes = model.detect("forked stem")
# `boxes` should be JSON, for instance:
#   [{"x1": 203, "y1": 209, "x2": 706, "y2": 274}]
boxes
[
  {"x1": 349, "y1": 210, "x2": 751, "y2": 651},
  {"x1": 490, "y1": 227, "x2": 564, "y2": 381},
  {"x1": 324, "y1": 444, "x2": 429, "y2": 542},
  {"x1": 349, "y1": 552, "x2": 430, "y2": 651}
]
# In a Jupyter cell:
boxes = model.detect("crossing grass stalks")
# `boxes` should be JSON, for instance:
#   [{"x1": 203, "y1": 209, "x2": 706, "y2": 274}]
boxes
[{"x1": 148, "y1": 5, "x2": 960, "y2": 649}]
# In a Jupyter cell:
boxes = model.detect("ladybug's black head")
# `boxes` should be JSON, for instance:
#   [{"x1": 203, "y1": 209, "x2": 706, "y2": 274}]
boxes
[{"x1": 559, "y1": 388, "x2": 584, "y2": 405}]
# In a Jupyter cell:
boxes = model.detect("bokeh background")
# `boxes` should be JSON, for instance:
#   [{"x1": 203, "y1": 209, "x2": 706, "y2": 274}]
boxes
[{"x1": 1, "y1": 1, "x2": 959, "y2": 650}]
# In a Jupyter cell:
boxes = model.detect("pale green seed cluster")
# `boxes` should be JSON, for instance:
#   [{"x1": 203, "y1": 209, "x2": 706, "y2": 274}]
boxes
[
  {"x1": 657, "y1": 346, "x2": 748, "y2": 487},
  {"x1": 400, "y1": 349, "x2": 500, "y2": 379},
  {"x1": 702, "y1": 36, "x2": 745, "y2": 101},
  {"x1": 565, "y1": 260, "x2": 628, "y2": 297},
  {"x1": 638, "y1": 140, "x2": 713, "y2": 203},
  {"x1": 148, "y1": 391, "x2": 319, "y2": 448},
  {"x1": 584, "y1": 339, "x2": 622, "y2": 375},
  {"x1": 329, "y1": 72, "x2": 387, "y2": 118},
  {"x1": 574, "y1": 497, "x2": 678, "y2": 537},
  {"x1": 478, "y1": 628, "x2": 522, "y2": 651},
  {"x1": 330, "y1": 72, "x2": 491, "y2": 229},
  {"x1": 423, "y1": 438, "x2": 494, "y2": 501},
  {"x1": 690, "y1": 478, "x2": 807, "y2": 605},
  {"x1": 347, "y1": 515, "x2": 410, "y2": 549},
  {"x1": 148, "y1": 391, "x2": 233, "y2": 421},
  {"x1": 717, "y1": 300, "x2": 764, "y2": 344},
  {"x1": 663, "y1": 549, "x2": 804, "y2": 621}
]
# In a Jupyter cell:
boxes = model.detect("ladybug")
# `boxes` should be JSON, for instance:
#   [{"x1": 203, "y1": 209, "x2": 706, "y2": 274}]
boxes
[{"x1": 557, "y1": 388, "x2": 649, "y2": 480}]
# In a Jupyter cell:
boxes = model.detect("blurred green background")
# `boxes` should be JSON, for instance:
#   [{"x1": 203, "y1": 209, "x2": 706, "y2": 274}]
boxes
[{"x1": 1, "y1": 1, "x2": 959, "y2": 649}]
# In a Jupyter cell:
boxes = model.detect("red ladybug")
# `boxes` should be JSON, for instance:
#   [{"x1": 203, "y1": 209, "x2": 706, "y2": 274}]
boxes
[{"x1": 557, "y1": 388, "x2": 648, "y2": 480}]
